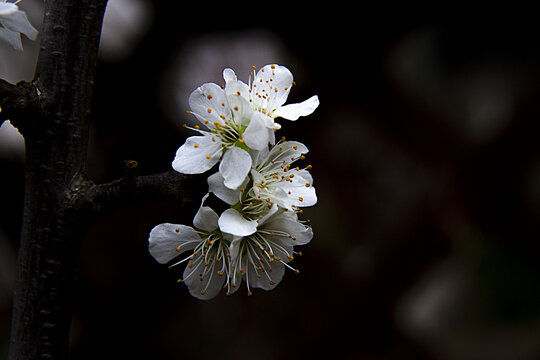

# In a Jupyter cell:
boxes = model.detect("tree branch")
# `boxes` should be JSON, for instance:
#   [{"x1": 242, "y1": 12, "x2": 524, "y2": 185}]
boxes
[
  {"x1": 0, "y1": 79, "x2": 39, "y2": 131},
  {"x1": 78, "y1": 162, "x2": 208, "y2": 222}
]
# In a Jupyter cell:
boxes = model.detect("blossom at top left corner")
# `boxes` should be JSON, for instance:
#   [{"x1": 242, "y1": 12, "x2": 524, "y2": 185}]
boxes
[{"x1": 0, "y1": 0, "x2": 38, "y2": 51}]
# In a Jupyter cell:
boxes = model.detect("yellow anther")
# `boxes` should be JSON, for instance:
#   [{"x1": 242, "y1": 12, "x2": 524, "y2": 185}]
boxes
[
  {"x1": 269, "y1": 280, "x2": 275, "y2": 285},
  {"x1": 279, "y1": 145, "x2": 283, "y2": 150},
  {"x1": 220, "y1": 115, "x2": 226, "y2": 120},
  {"x1": 194, "y1": 143, "x2": 199, "y2": 148},
  {"x1": 239, "y1": 188, "x2": 244, "y2": 192},
  {"x1": 207, "y1": 108, "x2": 212, "y2": 113},
  {"x1": 175, "y1": 228, "x2": 180, "y2": 233},
  {"x1": 239, "y1": 138, "x2": 244, "y2": 143},
  {"x1": 207, "y1": 94, "x2": 213, "y2": 99},
  {"x1": 292, "y1": 81, "x2": 296, "y2": 86},
  {"x1": 200, "y1": 290, "x2": 206, "y2": 295},
  {"x1": 217, "y1": 270, "x2": 223, "y2": 276},
  {"x1": 194, "y1": 125, "x2": 200, "y2": 129},
  {"x1": 300, "y1": 155, "x2": 305, "y2": 160},
  {"x1": 176, "y1": 246, "x2": 181, "y2": 252},
  {"x1": 307, "y1": 165, "x2": 312, "y2": 169},
  {"x1": 206, "y1": 155, "x2": 211, "y2": 159},
  {"x1": 288, "y1": 255, "x2": 294, "y2": 261},
  {"x1": 306, "y1": 182, "x2": 311, "y2": 187},
  {"x1": 177, "y1": 278, "x2": 183, "y2": 283},
  {"x1": 295, "y1": 269, "x2": 300, "y2": 274},
  {"x1": 293, "y1": 145, "x2": 298, "y2": 150},
  {"x1": 212, "y1": 136, "x2": 216, "y2": 142},
  {"x1": 204, "y1": 119, "x2": 209, "y2": 124},
  {"x1": 270, "y1": 231, "x2": 275, "y2": 236},
  {"x1": 271, "y1": 64, "x2": 276, "y2": 69},
  {"x1": 247, "y1": 291, "x2": 253, "y2": 296},
  {"x1": 185, "y1": 110, "x2": 191, "y2": 114},
  {"x1": 233, "y1": 106, "x2": 239, "y2": 111},
  {"x1": 188, "y1": 263, "x2": 193, "y2": 268}
]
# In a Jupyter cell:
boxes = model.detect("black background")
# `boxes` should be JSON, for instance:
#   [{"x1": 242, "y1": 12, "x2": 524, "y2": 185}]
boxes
[{"x1": 2, "y1": 3, "x2": 540, "y2": 360}]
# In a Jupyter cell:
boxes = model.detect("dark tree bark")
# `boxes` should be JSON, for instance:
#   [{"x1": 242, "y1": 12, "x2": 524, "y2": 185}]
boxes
[
  {"x1": 7, "y1": 2, "x2": 108, "y2": 359},
  {"x1": 0, "y1": 1, "x2": 206, "y2": 359}
]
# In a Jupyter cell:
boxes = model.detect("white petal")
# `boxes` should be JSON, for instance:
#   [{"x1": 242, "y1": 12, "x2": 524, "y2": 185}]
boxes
[
  {"x1": 225, "y1": 89, "x2": 253, "y2": 126},
  {"x1": 183, "y1": 252, "x2": 225, "y2": 300},
  {"x1": 258, "y1": 140, "x2": 308, "y2": 171},
  {"x1": 207, "y1": 172, "x2": 244, "y2": 205},
  {"x1": 248, "y1": 260, "x2": 285, "y2": 291},
  {"x1": 0, "y1": 27, "x2": 22, "y2": 50},
  {"x1": 279, "y1": 170, "x2": 317, "y2": 209},
  {"x1": 250, "y1": 146, "x2": 269, "y2": 167},
  {"x1": 273, "y1": 95, "x2": 319, "y2": 121},
  {"x1": 218, "y1": 208, "x2": 258, "y2": 236},
  {"x1": 219, "y1": 146, "x2": 252, "y2": 189},
  {"x1": 188, "y1": 83, "x2": 229, "y2": 126},
  {"x1": 172, "y1": 135, "x2": 222, "y2": 174},
  {"x1": 253, "y1": 64, "x2": 293, "y2": 111},
  {"x1": 225, "y1": 78, "x2": 250, "y2": 100},
  {"x1": 0, "y1": 3, "x2": 18, "y2": 16},
  {"x1": 242, "y1": 112, "x2": 270, "y2": 151},
  {"x1": 0, "y1": 9, "x2": 38, "y2": 40},
  {"x1": 264, "y1": 212, "x2": 313, "y2": 246},
  {"x1": 148, "y1": 224, "x2": 200, "y2": 264},
  {"x1": 193, "y1": 193, "x2": 219, "y2": 232},
  {"x1": 223, "y1": 68, "x2": 237, "y2": 83}
]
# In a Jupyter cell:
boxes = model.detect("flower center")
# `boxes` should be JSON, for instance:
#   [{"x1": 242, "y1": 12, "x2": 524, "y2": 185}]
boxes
[{"x1": 228, "y1": 230, "x2": 301, "y2": 296}]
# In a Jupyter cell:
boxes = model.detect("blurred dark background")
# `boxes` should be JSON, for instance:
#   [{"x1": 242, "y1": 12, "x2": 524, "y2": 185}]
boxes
[{"x1": 2, "y1": 2, "x2": 540, "y2": 359}]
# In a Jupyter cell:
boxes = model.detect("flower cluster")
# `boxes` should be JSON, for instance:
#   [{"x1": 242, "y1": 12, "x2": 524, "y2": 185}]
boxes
[
  {"x1": 149, "y1": 64, "x2": 319, "y2": 300},
  {"x1": 0, "y1": 0, "x2": 37, "y2": 51}
]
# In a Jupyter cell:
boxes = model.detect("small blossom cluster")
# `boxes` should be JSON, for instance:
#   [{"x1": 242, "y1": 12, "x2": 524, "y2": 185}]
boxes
[
  {"x1": 0, "y1": 0, "x2": 37, "y2": 51},
  {"x1": 148, "y1": 64, "x2": 319, "y2": 300}
]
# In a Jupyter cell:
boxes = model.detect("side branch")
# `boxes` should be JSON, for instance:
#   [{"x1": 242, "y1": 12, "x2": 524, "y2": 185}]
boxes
[
  {"x1": 0, "y1": 79, "x2": 38, "y2": 130},
  {"x1": 78, "y1": 164, "x2": 208, "y2": 222}
]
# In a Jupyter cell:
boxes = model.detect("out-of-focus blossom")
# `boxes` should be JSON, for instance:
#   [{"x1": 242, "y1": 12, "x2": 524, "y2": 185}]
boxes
[{"x1": 0, "y1": 0, "x2": 37, "y2": 51}]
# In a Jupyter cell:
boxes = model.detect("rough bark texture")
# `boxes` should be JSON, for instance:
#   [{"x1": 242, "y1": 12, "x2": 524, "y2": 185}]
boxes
[{"x1": 7, "y1": 1, "x2": 108, "y2": 359}]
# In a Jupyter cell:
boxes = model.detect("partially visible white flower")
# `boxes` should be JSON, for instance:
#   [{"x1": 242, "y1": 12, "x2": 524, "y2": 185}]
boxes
[
  {"x1": 0, "y1": 0, "x2": 38, "y2": 51},
  {"x1": 209, "y1": 140, "x2": 317, "y2": 213},
  {"x1": 148, "y1": 194, "x2": 231, "y2": 300},
  {"x1": 173, "y1": 70, "x2": 273, "y2": 189},
  {"x1": 227, "y1": 208, "x2": 313, "y2": 296},
  {"x1": 224, "y1": 64, "x2": 320, "y2": 131}
]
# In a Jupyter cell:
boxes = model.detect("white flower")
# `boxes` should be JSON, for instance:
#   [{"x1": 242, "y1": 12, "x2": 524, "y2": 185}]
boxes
[
  {"x1": 148, "y1": 194, "x2": 231, "y2": 300},
  {"x1": 172, "y1": 70, "x2": 273, "y2": 189},
  {"x1": 227, "y1": 208, "x2": 313, "y2": 296},
  {"x1": 0, "y1": 0, "x2": 38, "y2": 51},
  {"x1": 224, "y1": 64, "x2": 320, "y2": 131},
  {"x1": 208, "y1": 140, "x2": 317, "y2": 214}
]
